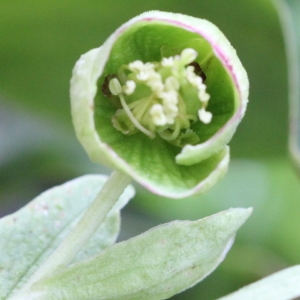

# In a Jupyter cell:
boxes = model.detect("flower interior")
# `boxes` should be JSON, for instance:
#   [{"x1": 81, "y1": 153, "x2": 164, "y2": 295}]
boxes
[
  {"x1": 106, "y1": 48, "x2": 212, "y2": 147},
  {"x1": 95, "y1": 21, "x2": 237, "y2": 151},
  {"x1": 92, "y1": 21, "x2": 237, "y2": 194}
]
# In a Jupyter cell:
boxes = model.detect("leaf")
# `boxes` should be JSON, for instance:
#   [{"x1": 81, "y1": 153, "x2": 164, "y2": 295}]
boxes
[
  {"x1": 0, "y1": 175, "x2": 135, "y2": 300},
  {"x1": 218, "y1": 265, "x2": 300, "y2": 300},
  {"x1": 29, "y1": 208, "x2": 252, "y2": 300}
]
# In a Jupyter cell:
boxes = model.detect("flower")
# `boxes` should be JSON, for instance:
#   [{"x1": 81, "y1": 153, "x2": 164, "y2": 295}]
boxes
[{"x1": 70, "y1": 11, "x2": 249, "y2": 198}]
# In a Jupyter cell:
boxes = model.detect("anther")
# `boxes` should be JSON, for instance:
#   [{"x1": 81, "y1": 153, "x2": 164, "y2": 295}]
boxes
[
  {"x1": 150, "y1": 104, "x2": 167, "y2": 126},
  {"x1": 123, "y1": 80, "x2": 136, "y2": 95},
  {"x1": 198, "y1": 108, "x2": 212, "y2": 124},
  {"x1": 109, "y1": 78, "x2": 122, "y2": 95},
  {"x1": 180, "y1": 48, "x2": 198, "y2": 65}
]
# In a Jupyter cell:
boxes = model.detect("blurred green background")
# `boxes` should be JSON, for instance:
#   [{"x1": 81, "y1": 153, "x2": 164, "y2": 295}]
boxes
[{"x1": 1, "y1": 0, "x2": 299, "y2": 299}]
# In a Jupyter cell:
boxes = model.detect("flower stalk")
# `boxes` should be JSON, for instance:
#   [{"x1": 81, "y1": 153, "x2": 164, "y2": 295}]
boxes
[{"x1": 10, "y1": 171, "x2": 131, "y2": 299}]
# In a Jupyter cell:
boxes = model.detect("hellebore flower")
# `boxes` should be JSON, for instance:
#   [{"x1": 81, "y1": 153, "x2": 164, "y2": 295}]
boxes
[{"x1": 70, "y1": 11, "x2": 249, "y2": 198}]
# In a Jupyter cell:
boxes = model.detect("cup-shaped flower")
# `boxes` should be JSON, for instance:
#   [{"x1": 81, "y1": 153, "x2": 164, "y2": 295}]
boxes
[{"x1": 70, "y1": 11, "x2": 249, "y2": 198}]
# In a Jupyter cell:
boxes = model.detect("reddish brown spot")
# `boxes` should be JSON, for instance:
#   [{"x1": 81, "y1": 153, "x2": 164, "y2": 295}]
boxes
[
  {"x1": 189, "y1": 62, "x2": 206, "y2": 82},
  {"x1": 101, "y1": 74, "x2": 117, "y2": 97},
  {"x1": 102, "y1": 74, "x2": 122, "y2": 109}
]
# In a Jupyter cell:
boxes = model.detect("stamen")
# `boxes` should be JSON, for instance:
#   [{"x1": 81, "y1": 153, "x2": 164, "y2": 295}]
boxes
[
  {"x1": 161, "y1": 57, "x2": 174, "y2": 67},
  {"x1": 165, "y1": 76, "x2": 179, "y2": 91},
  {"x1": 198, "y1": 90, "x2": 210, "y2": 102},
  {"x1": 147, "y1": 73, "x2": 164, "y2": 93},
  {"x1": 128, "y1": 96, "x2": 150, "y2": 109},
  {"x1": 109, "y1": 78, "x2": 122, "y2": 95},
  {"x1": 180, "y1": 48, "x2": 198, "y2": 65},
  {"x1": 137, "y1": 71, "x2": 150, "y2": 81},
  {"x1": 198, "y1": 108, "x2": 212, "y2": 124},
  {"x1": 134, "y1": 97, "x2": 152, "y2": 121},
  {"x1": 158, "y1": 120, "x2": 181, "y2": 141},
  {"x1": 170, "y1": 120, "x2": 181, "y2": 140},
  {"x1": 160, "y1": 90, "x2": 178, "y2": 105},
  {"x1": 150, "y1": 104, "x2": 167, "y2": 126},
  {"x1": 123, "y1": 80, "x2": 136, "y2": 95},
  {"x1": 107, "y1": 47, "x2": 212, "y2": 145},
  {"x1": 128, "y1": 60, "x2": 144, "y2": 72},
  {"x1": 119, "y1": 94, "x2": 155, "y2": 138},
  {"x1": 164, "y1": 106, "x2": 178, "y2": 124},
  {"x1": 161, "y1": 90, "x2": 179, "y2": 124},
  {"x1": 187, "y1": 72, "x2": 202, "y2": 87},
  {"x1": 148, "y1": 79, "x2": 164, "y2": 94}
]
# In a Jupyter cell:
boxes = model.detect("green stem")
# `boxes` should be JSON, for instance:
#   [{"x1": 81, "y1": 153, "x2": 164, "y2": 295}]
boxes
[{"x1": 10, "y1": 170, "x2": 131, "y2": 299}]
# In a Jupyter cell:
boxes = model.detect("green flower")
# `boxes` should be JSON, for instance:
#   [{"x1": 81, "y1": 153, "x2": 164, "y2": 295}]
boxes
[{"x1": 70, "y1": 11, "x2": 249, "y2": 198}]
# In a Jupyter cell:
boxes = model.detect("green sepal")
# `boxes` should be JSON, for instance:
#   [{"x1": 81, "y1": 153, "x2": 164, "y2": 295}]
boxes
[{"x1": 70, "y1": 11, "x2": 249, "y2": 198}]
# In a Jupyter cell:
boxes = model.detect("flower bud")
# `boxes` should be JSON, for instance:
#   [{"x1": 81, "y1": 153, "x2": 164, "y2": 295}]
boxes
[{"x1": 70, "y1": 11, "x2": 249, "y2": 198}]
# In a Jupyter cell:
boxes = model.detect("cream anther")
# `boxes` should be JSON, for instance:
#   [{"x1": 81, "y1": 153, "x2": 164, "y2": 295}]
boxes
[
  {"x1": 150, "y1": 104, "x2": 167, "y2": 126},
  {"x1": 109, "y1": 78, "x2": 122, "y2": 95},
  {"x1": 160, "y1": 90, "x2": 179, "y2": 124},
  {"x1": 123, "y1": 80, "x2": 136, "y2": 95},
  {"x1": 186, "y1": 69, "x2": 202, "y2": 86},
  {"x1": 137, "y1": 71, "x2": 150, "y2": 81},
  {"x1": 161, "y1": 57, "x2": 174, "y2": 67},
  {"x1": 198, "y1": 90, "x2": 210, "y2": 102},
  {"x1": 198, "y1": 108, "x2": 212, "y2": 124},
  {"x1": 160, "y1": 90, "x2": 178, "y2": 105},
  {"x1": 164, "y1": 105, "x2": 178, "y2": 124},
  {"x1": 180, "y1": 48, "x2": 198, "y2": 65},
  {"x1": 128, "y1": 60, "x2": 144, "y2": 72},
  {"x1": 142, "y1": 71, "x2": 163, "y2": 94}
]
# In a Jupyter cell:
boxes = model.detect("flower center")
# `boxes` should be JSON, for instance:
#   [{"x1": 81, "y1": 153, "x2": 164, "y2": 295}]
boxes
[{"x1": 106, "y1": 48, "x2": 212, "y2": 147}]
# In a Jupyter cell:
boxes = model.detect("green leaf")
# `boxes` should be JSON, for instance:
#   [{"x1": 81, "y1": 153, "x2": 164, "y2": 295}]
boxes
[
  {"x1": 0, "y1": 175, "x2": 135, "y2": 300},
  {"x1": 218, "y1": 265, "x2": 300, "y2": 300},
  {"x1": 29, "y1": 208, "x2": 251, "y2": 300}
]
